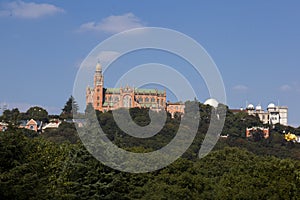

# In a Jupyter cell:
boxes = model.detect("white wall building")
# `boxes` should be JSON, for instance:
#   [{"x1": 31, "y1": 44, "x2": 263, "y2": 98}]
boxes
[{"x1": 246, "y1": 103, "x2": 288, "y2": 126}]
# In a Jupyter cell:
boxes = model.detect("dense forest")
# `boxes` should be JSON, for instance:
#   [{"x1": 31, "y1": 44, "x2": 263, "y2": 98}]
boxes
[{"x1": 1, "y1": 99, "x2": 300, "y2": 199}]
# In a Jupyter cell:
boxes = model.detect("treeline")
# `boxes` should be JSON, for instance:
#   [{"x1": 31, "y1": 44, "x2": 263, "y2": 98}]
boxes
[
  {"x1": 0, "y1": 96, "x2": 78, "y2": 124},
  {"x1": 38, "y1": 103, "x2": 300, "y2": 160},
  {"x1": 1, "y1": 100, "x2": 300, "y2": 199}
]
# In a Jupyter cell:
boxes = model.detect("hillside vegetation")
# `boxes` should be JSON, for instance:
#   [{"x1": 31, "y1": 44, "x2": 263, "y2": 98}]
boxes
[{"x1": 1, "y1": 102, "x2": 300, "y2": 199}]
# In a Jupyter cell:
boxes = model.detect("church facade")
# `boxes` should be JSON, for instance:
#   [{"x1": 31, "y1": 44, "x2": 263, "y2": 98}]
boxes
[{"x1": 86, "y1": 62, "x2": 184, "y2": 117}]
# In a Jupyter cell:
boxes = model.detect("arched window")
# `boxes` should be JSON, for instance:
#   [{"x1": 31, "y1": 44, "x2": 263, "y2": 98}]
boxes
[
  {"x1": 139, "y1": 97, "x2": 143, "y2": 102},
  {"x1": 97, "y1": 96, "x2": 100, "y2": 100},
  {"x1": 151, "y1": 97, "x2": 155, "y2": 102},
  {"x1": 145, "y1": 97, "x2": 149, "y2": 102},
  {"x1": 123, "y1": 95, "x2": 132, "y2": 108}
]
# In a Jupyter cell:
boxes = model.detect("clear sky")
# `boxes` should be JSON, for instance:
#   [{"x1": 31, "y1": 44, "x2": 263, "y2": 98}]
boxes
[{"x1": 0, "y1": 1, "x2": 300, "y2": 127}]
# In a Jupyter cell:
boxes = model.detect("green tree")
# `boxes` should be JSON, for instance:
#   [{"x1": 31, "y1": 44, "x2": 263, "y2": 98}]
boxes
[
  {"x1": 85, "y1": 103, "x2": 94, "y2": 114},
  {"x1": 60, "y1": 96, "x2": 79, "y2": 119},
  {"x1": 0, "y1": 108, "x2": 20, "y2": 124},
  {"x1": 0, "y1": 126, "x2": 73, "y2": 200},
  {"x1": 25, "y1": 106, "x2": 48, "y2": 122},
  {"x1": 42, "y1": 121, "x2": 79, "y2": 144}
]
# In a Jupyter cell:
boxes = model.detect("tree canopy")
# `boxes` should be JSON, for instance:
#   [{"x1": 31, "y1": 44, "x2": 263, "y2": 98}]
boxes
[
  {"x1": 1, "y1": 128, "x2": 299, "y2": 199},
  {"x1": 60, "y1": 96, "x2": 79, "y2": 119},
  {"x1": 1, "y1": 100, "x2": 300, "y2": 199},
  {"x1": 26, "y1": 106, "x2": 48, "y2": 121}
]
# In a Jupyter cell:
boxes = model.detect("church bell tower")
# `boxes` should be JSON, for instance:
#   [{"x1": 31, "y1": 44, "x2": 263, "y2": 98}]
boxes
[{"x1": 93, "y1": 62, "x2": 104, "y2": 111}]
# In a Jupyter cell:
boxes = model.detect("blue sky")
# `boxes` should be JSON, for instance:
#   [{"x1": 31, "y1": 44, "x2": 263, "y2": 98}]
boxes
[{"x1": 0, "y1": 0, "x2": 300, "y2": 127}]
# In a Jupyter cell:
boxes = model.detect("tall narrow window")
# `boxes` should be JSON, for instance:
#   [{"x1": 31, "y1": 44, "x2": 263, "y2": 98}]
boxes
[{"x1": 123, "y1": 95, "x2": 132, "y2": 108}]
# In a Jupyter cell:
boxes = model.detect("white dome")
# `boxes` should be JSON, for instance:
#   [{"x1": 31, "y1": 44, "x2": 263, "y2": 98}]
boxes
[
  {"x1": 268, "y1": 103, "x2": 276, "y2": 108},
  {"x1": 256, "y1": 105, "x2": 262, "y2": 110},
  {"x1": 204, "y1": 98, "x2": 219, "y2": 108},
  {"x1": 247, "y1": 104, "x2": 254, "y2": 109}
]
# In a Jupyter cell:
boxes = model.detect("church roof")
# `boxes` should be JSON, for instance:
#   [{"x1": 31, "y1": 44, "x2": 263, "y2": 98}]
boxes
[
  {"x1": 135, "y1": 88, "x2": 165, "y2": 95},
  {"x1": 105, "y1": 88, "x2": 165, "y2": 95},
  {"x1": 106, "y1": 88, "x2": 120, "y2": 94}
]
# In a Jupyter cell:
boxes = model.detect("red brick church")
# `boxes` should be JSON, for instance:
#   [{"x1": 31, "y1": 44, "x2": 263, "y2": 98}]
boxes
[{"x1": 86, "y1": 62, "x2": 184, "y2": 117}]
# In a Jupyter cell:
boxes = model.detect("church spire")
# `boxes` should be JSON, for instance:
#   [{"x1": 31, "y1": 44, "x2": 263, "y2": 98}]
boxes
[
  {"x1": 95, "y1": 61, "x2": 102, "y2": 73},
  {"x1": 94, "y1": 61, "x2": 103, "y2": 86}
]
